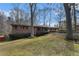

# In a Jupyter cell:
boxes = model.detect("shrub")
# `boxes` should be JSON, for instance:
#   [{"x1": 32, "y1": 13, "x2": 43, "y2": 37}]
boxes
[{"x1": 9, "y1": 33, "x2": 31, "y2": 40}]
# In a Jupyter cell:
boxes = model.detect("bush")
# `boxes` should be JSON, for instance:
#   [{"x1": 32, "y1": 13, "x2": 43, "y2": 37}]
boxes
[
  {"x1": 35, "y1": 31, "x2": 49, "y2": 36},
  {"x1": 9, "y1": 33, "x2": 31, "y2": 40},
  {"x1": 8, "y1": 31, "x2": 49, "y2": 41}
]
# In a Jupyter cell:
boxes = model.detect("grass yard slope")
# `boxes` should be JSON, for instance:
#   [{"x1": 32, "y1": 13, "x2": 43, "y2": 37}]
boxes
[{"x1": 0, "y1": 33, "x2": 79, "y2": 56}]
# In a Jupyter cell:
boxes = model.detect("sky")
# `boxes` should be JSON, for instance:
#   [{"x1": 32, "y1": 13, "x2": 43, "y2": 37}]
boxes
[
  {"x1": 0, "y1": 4, "x2": 13, "y2": 16},
  {"x1": 0, "y1": 4, "x2": 13, "y2": 10},
  {"x1": 0, "y1": 3, "x2": 65, "y2": 27}
]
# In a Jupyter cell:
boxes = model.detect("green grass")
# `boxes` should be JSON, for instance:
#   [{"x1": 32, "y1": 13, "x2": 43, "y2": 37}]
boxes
[
  {"x1": 0, "y1": 33, "x2": 78, "y2": 56},
  {"x1": 0, "y1": 32, "x2": 4, "y2": 35}
]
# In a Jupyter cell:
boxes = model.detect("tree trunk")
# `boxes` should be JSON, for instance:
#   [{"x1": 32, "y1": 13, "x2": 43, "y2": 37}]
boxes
[
  {"x1": 64, "y1": 3, "x2": 73, "y2": 40},
  {"x1": 43, "y1": 10, "x2": 46, "y2": 26},
  {"x1": 30, "y1": 4, "x2": 34, "y2": 37},
  {"x1": 59, "y1": 21, "x2": 61, "y2": 30},
  {"x1": 64, "y1": 3, "x2": 74, "y2": 56},
  {"x1": 49, "y1": 9, "x2": 51, "y2": 27},
  {"x1": 73, "y1": 4, "x2": 76, "y2": 32}
]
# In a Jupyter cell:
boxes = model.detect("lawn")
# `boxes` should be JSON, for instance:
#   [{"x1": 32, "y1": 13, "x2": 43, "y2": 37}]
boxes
[
  {"x1": 0, "y1": 33, "x2": 79, "y2": 56},
  {"x1": 0, "y1": 32, "x2": 4, "y2": 35}
]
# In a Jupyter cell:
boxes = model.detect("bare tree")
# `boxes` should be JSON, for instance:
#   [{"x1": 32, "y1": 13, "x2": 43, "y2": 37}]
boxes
[
  {"x1": 0, "y1": 11, "x2": 9, "y2": 36},
  {"x1": 0, "y1": 11, "x2": 5, "y2": 34},
  {"x1": 12, "y1": 4, "x2": 20, "y2": 24},
  {"x1": 49, "y1": 8, "x2": 52, "y2": 27},
  {"x1": 10, "y1": 4, "x2": 20, "y2": 24},
  {"x1": 10, "y1": 4, "x2": 29, "y2": 25},
  {"x1": 29, "y1": 3, "x2": 37, "y2": 37},
  {"x1": 47, "y1": 4, "x2": 52, "y2": 27},
  {"x1": 43, "y1": 9, "x2": 47, "y2": 26},
  {"x1": 52, "y1": 4, "x2": 65, "y2": 30}
]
